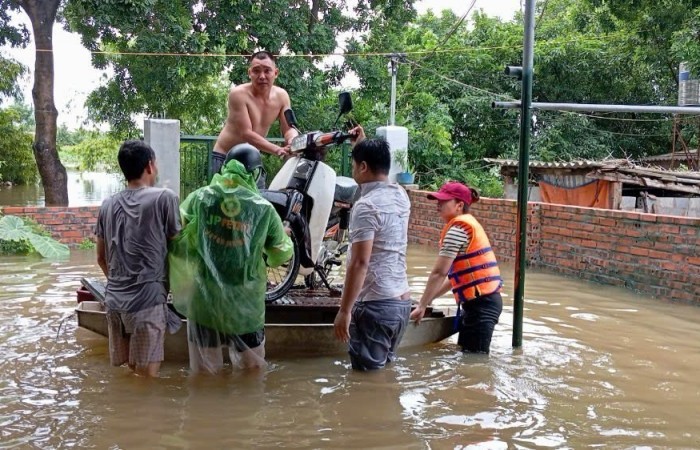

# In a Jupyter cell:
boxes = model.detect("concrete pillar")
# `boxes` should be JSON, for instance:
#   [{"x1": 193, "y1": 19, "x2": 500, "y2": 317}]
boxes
[
  {"x1": 144, "y1": 119, "x2": 180, "y2": 197},
  {"x1": 376, "y1": 125, "x2": 409, "y2": 183}
]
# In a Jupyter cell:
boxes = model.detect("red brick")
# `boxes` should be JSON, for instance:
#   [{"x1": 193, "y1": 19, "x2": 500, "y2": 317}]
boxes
[
  {"x1": 647, "y1": 249, "x2": 672, "y2": 260},
  {"x1": 630, "y1": 247, "x2": 649, "y2": 257}
]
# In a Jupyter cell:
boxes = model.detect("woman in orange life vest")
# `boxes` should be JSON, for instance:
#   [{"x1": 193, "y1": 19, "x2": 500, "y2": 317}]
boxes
[{"x1": 410, "y1": 181, "x2": 503, "y2": 354}]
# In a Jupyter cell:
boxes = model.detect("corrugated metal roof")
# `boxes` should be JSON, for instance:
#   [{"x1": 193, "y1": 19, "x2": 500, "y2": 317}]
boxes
[
  {"x1": 640, "y1": 149, "x2": 698, "y2": 162},
  {"x1": 588, "y1": 166, "x2": 700, "y2": 195},
  {"x1": 484, "y1": 158, "x2": 609, "y2": 169}
]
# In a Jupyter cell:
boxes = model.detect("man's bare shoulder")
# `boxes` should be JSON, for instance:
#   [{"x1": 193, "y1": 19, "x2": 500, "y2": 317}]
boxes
[
  {"x1": 272, "y1": 85, "x2": 291, "y2": 100},
  {"x1": 229, "y1": 83, "x2": 253, "y2": 99}
]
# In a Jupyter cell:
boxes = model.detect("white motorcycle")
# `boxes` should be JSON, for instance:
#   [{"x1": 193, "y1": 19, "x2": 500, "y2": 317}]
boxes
[{"x1": 261, "y1": 92, "x2": 359, "y2": 301}]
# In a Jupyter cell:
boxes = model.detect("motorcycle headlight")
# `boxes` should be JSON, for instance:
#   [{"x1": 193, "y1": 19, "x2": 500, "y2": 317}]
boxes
[{"x1": 291, "y1": 134, "x2": 308, "y2": 152}]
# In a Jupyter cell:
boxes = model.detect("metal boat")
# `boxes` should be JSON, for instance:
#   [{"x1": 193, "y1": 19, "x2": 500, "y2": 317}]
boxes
[{"x1": 75, "y1": 278, "x2": 457, "y2": 360}]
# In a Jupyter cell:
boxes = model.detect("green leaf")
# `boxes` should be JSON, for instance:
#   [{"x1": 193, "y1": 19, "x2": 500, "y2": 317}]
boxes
[
  {"x1": 0, "y1": 215, "x2": 70, "y2": 258},
  {"x1": 26, "y1": 234, "x2": 70, "y2": 259},
  {"x1": 0, "y1": 215, "x2": 33, "y2": 241}
]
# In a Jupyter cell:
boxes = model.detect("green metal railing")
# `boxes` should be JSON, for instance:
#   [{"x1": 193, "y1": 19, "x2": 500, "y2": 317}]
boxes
[
  {"x1": 180, "y1": 135, "x2": 216, "y2": 199},
  {"x1": 179, "y1": 135, "x2": 351, "y2": 198}
]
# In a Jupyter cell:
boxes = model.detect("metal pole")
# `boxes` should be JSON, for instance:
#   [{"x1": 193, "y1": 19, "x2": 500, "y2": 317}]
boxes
[
  {"x1": 389, "y1": 55, "x2": 398, "y2": 126},
  {"x1": 493, "y1": 101, "x2": 700, "y2": 115},
  {"x1": 513, "y1": 0, "x2": 536, "y2": 348}
]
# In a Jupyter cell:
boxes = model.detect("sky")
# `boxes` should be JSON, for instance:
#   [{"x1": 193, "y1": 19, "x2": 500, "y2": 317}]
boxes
[{"x1": 1, "y1": 0, "x2": 522, "y2": 130}]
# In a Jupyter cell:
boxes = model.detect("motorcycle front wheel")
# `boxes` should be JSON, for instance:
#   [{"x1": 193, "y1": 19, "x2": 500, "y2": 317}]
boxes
[{"x1": 265, "y1": 233, "x2": 301, "y2": 302}]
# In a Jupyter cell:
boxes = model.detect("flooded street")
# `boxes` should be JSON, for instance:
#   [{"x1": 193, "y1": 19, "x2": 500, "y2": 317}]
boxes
[
  {"x1": 1, "y1": 246, "x2": 699, "y2": 448},
  {"x1": 0, "y1": 171, "x2": 123, "y2": 207}
]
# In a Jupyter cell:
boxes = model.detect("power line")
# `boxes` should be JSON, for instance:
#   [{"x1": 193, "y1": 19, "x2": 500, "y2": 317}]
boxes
[
  {"x1": 28, "y1": 29, "x2": 639, "y2": 59},
  {"x1": 422, "y1": 0, "x2": 477, "y2": 62},
  {"x1": 535, "y1": 0, "x2": 549, "y2": 30},
  {"x1": 407, "y1": 59, "x2": 516, "y2": 100},
  {"x1": 565, "y1": 111, "x2": 686, "y2": 122}
]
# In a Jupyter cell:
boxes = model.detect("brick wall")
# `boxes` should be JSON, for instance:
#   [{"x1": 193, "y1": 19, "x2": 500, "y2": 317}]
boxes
[
  {"x1": 3, "y1": 195, "x2": 699, "y2": 304},
  {"x1": 0, "y1": 206, "x2": 99, "y2": 246},
  {"x1": 407, "y1": 189, "x2": 700, "y2": 304}
]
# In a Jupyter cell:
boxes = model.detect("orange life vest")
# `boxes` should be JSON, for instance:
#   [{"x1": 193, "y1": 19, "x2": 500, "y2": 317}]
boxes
[{"x1": 439, "y1": 214, "x2": 502, "y2": 303}]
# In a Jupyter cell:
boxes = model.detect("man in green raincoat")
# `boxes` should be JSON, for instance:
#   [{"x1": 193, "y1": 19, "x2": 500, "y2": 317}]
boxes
[{"x1": 169, "y1": 144, "x2": 293, "y2": 373}]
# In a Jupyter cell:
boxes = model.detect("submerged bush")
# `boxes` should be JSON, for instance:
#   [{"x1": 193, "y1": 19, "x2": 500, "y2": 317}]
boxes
[{"x1": 0, "y1": 215, "x2": 69, "y2": 258}]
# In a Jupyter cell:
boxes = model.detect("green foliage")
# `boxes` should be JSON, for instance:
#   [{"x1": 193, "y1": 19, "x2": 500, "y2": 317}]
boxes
[
  {"x1": 338, "y1": 1, "x2": 699, "y2": 196},
  {"x1": 0, "y1": 106, "x2": 37, "y2": 184},
  {"x1": 69, "y1": 133, "x2": 123, "y2": 172},
  {"x1": 0, "y1": 1, "x2": 29, "y2": 49},
  {"x1": 0, "y1": 238, "x2": 33, "y2": 256},
  {"x1": 0, "y1": 1, "x2": 28, "y2": 101},
  {"x1": 393, "y1": 149, "x2": 414, "y2": 173},
  {"x1": 20, "y1": 216, "x2": 52, "y2": 237},
  {"x1": 0, "y1": 215, "x2": 70, "y2": 258},
  {"x1": 64, "y1": 0, "x2": 416, "y2": 135},
  {"x1": 0, "y1": 56, "x2": 26, "y2": 100},
  {"x1": 261, "y1": 153, "x2": 286, "y2": 185},
  {"x1": 49, "y1": 0, "x2": 700, "y2": 199},
  {"x1": 78, "y1": 238, "x2": 96, "y2": 250}
]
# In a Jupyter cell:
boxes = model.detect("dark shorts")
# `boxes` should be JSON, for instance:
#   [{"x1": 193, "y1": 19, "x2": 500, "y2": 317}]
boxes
[
  {"x1": 209, "y1": 151, "x2": 226, "y2": 180},
  {"x1": 209, "y1": 150, "x2": 266, "y2": 188},
  {"x1": 188, "y1": 321, "x2": 265, "y2": 352},
  {"x1": 348, "y1": 299, "x2": 411, "y2": 371},
  {"x1": 458, "y1": 291, "x2": 503, "y2": 354}
]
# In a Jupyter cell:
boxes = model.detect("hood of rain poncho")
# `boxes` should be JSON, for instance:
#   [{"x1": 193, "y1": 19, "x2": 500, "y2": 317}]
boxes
[{"x1": 168, "y1": 160, "x2": 293, "y2": 335}]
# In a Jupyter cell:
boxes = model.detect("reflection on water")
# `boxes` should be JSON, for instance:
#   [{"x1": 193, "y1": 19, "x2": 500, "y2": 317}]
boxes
[
  {"x1": 1, "y1": 246, "x2": 699, "y2": 448},
  {"x1": 0, "y1": 170, "x2": 123, "y2": 207}
]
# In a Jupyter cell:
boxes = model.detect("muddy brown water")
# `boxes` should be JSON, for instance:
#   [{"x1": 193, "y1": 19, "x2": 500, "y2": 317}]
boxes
[
  {"x1": 1, "y1": 246, "x2": 699, "y2": 448},
  {"x1": 0, "y1": 171, "x2": 123, "y2": 207}
]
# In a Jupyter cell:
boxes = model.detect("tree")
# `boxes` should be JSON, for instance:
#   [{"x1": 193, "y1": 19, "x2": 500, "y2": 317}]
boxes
[
  {"x1": 64, "y1": 0, "x2": 416, "y2": 136},
  {"x1": 0, "y1": 106, "x2": 37, "y2": 184},
  {"x1": 2, "y1": 0, "x2": 68, "y2": 205},
  {"x1": 335, "y1": 0, "x2": 700, "y2": 194}
]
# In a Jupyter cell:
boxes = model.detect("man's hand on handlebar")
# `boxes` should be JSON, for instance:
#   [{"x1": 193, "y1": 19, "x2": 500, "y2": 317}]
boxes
[
  {"x1": 349, "y1": 124, "x2": 366, "y2": 147},
  {"x1": 275, "y1": 145, "x2": 290, "y2": 158}
]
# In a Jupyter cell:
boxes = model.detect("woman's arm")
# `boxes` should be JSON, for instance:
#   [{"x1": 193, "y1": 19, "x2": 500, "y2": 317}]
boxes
[{"x1": 410, "y1": 255, "x2": 455, "y2": 324}]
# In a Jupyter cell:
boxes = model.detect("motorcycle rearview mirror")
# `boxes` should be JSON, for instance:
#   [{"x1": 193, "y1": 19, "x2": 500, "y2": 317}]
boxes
[
  {"x1": 284, "y1": 108, "x2": 300, "y2": 131},
  {"x1": 338, "y1": 91, "x2": 353, "y2": 115},
  {"x1": 333, "y1": 92, "x2": 353, "y2": 128}
]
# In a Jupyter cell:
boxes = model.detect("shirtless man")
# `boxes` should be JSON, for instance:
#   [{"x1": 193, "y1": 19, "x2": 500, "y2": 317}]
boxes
[{"x1": 210, "y1": 51, "x2": 299, "y2": 186}]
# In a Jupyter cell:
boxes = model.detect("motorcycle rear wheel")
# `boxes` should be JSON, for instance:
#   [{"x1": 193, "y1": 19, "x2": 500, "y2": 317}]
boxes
[{"x1": 265, "y1": 233, "x2": 301, "y2": 302}]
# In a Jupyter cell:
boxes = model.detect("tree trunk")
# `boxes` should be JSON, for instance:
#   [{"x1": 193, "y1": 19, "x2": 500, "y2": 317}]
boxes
[{"x1": 20, "y1": 0, "x2": 68, "y2": 206}]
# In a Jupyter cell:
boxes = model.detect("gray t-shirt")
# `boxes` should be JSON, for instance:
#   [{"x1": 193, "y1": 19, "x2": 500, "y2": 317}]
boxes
[
  {"x1": 348, "y1": 181, "x2": 411, "y2": 302},
  {"x1": 95, "y1": 187, "x2": 181, "y2": 313}
]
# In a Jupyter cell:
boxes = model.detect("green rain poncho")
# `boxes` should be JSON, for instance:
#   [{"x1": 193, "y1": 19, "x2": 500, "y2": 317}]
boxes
[{"x1": 168, "y1": 160, "x2": 293, "y2": 335}]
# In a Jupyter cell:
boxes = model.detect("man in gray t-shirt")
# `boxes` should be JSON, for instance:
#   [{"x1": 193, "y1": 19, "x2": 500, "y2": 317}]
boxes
[
  {"x1": 333, "y1": 127, "x2": 412, "y2": 371},
  {"x1": 95, "y1": 140, "x2": 181, "y2": 377}
]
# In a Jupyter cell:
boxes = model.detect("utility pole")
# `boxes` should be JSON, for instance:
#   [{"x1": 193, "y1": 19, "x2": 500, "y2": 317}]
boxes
[
  {"x1": 388, "y1": 54, "x2": 400, "y2": 126},
  {"x1": 378, "y1": 53, "x2": 409, "y2": 183},
  {"x1": 510, "y1": 0, "x2": 535, "y2": 348}
]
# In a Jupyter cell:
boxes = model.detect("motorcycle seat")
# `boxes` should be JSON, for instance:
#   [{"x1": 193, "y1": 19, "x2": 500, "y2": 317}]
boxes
[{"x1": 334, "y1": 176, "x2": 359, "y2": 204}]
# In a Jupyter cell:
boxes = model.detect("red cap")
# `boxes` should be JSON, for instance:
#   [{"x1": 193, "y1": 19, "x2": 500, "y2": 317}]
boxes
[{"x1": 426, "y1": 181, "x2": 473, "y2": 206}]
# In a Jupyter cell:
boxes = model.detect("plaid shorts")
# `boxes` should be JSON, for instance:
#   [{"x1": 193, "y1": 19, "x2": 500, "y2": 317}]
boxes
[{"x1": 106, "y1": 304, "x2": 167, "y2": 368}]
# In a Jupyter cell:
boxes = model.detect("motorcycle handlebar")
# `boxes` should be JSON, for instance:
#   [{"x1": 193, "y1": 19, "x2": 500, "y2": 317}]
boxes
[
  {"x1": 314, "y1": 131, "x2": 357, "y2": 146},
  {"x1": 288, "y1": 131, "x2": 358, "y2": 155}
]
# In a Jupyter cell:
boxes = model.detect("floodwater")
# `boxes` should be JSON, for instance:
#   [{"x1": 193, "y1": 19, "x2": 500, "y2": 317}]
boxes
[
  {"x1": 0, "y1": 170, "x2": 123, "y2": 207},
  {"x1": 1, "y1": 246, "x2": 699, "y2": 449}
]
